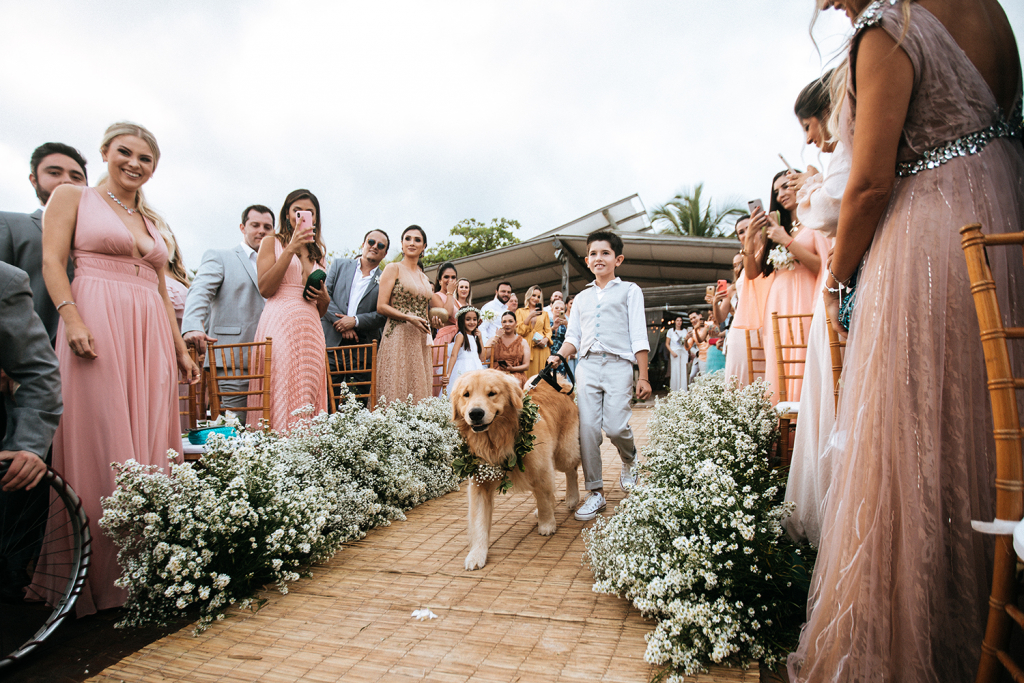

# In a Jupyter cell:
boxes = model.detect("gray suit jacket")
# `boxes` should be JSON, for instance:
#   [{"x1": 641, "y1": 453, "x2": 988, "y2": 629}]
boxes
[
  {"x1": 0, "y1": 208, "x2": 70, "y2": 343},
  {"x1": 181, "y1": 245, "x2": 265, "y2": 364},
  {"x1": 321, "y1": 258, "x2": 385, "y2": 346},
  {"x1": 0, "y1": 262, "x2": 62, "y2": 457}
]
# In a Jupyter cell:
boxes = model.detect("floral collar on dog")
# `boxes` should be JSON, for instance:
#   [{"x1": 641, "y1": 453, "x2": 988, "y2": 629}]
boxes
[{"x1": 452, "y1": 393, "x2": 540, "y2": 494}]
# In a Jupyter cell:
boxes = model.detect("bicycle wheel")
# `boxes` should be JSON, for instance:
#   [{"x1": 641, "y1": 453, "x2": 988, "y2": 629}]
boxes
[{"x1": 0, "y1": 465, "x2": 90, "y2": 669}]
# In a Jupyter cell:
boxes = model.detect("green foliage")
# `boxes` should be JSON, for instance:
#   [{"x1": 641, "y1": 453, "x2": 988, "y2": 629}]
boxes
[
  {"x1": 651, "y1": 183, "x2": 745, "y2": 238},
  {"x1": 421, "y1": 218, "x2": 522, "y2": 266}
]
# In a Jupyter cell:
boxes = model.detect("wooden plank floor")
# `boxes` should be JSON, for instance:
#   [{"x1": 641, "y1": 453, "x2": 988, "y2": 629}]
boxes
[{"x1": 89, "y1": 403, "x2": 759, "y2": 683}]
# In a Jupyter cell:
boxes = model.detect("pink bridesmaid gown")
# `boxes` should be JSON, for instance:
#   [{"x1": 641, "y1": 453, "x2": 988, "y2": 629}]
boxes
[
  {"x1": 247, "y1": 239, "x2": 327, "y2": 431},
  {"x1": 31, "y1": 187, "x2": 182, "y2": 615},
  {"x1": 760, "y1": 226, "x2": 829, "y2": 405}
]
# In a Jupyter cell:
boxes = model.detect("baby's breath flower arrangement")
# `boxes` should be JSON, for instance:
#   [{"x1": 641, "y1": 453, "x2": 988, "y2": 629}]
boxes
[
  {"x1": 583, "y1": 374, "x2": 814, "y2": 679},
  {"x1": 100, "y1": 390, "x2": 462, "y2": 633}
]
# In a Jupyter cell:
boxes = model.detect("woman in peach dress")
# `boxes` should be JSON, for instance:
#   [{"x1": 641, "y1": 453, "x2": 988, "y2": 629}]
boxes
[
  {"x1": 745, "y1": 171, "x2": 829, "y2": 405},
  {"x1": 376, "y1": 226, "x2": 456, "y2": 405},
  {"x1": 37, "y1": 121, "x2": 200, "y2": 615},
  {"x1": 247, "y1": 189, "x2": 329, "y2": 431},
  {"x1": 429, "y1": 262, "x2": 459, "y2": 396}
]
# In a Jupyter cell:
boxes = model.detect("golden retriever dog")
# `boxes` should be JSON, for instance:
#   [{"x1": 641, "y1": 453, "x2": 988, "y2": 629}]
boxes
[{"x1": 450, "y1": 369, "x2": 581, "y2": 571}]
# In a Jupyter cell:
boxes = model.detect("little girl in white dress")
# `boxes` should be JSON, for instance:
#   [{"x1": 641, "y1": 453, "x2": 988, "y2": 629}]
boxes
[{"x1": 444, "y1": 307, "x2": 485, "y2": 392}]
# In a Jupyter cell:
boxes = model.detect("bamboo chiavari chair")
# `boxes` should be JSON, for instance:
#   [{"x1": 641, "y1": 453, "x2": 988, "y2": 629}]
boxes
[
  {"x1": 823, "y1": 308, "x2": 847, "y2": 412},
  {"x1": 480, "y1": 344, "x2": 493, "y2": 369},
  {"x1": 746, "y1": 329, "x2": 766, "y2": 385},
  {"x1": 326, "y1": 341, "x2": 377, "y2": 410},
  {"x1": 208, "y1": 338, "x2": 272, "y2": 426},
  {"x1": 771, "y1": 312, "x2": 814, "y2": 468},
  {"x1": 177, "y1": 347, "x2": 201, "y2": 432},
  {"x1": 960, "y1": 223, "x2": 1024, "y2": 683},
  {"x1": 431, "y1": 343, "x2": 449, "y2": 396}
]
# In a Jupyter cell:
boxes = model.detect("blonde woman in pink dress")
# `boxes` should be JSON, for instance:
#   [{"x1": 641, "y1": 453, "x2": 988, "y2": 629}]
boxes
[
  {"x1": 37, "y1": 121, "x2": 200, "y2": 615},
  {"x1": 247, "y1": 189, "x2": 329, "y2": 431},
  {"x1": 746, "y1": 171, "x2": 829, "y2": 405},
  {"x1": 790, "y1": 0, "x2": 1023, "y2": 680}
]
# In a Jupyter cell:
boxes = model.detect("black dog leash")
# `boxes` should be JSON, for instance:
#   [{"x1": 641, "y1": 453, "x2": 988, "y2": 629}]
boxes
[{"x1": 528, "y1": 359, "x2": 575, "y2": 395}]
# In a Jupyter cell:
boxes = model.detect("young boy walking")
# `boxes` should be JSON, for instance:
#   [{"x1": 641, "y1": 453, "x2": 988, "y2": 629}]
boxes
[{"x1": 547, "y1": 230, "x2": 651, "y2": 521}]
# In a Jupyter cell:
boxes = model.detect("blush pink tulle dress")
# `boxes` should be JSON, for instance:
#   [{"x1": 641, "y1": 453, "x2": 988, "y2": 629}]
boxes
[
  {"x1": 31, "y1": 187, "x2": 182, "y2": 616},
  {"x1": 789, "y1": 3, "x2": 1024, "y2": 681},
  {"x1": 760, "y1": 225, "x2": 830, "y2": 406},
  {"x1": 247, "y1": 239, "x2": 327, "y2": 431}
]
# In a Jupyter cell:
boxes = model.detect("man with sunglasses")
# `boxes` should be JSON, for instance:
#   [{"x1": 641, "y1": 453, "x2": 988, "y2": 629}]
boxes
[{"x1": 322, "y1": 230, "x2": 389, "y2": 354}]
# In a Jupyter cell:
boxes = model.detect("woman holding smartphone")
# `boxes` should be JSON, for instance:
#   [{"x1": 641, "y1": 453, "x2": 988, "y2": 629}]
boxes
[
  {"x1": 246, "y1": 188, "x2": 329, "y2": 431},
  {"x1": 744, "y1": 171, "x2": 830, "y2": 405},
  {"x1": 515, "y1": 285, "x2": 552, "y2": 377}
]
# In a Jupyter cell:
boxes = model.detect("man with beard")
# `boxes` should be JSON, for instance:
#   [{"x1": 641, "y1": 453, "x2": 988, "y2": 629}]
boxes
[
  {"x1": 479, "y1": 281, "x2": 512, "y2": 345},
  {"x1": 0, "y1": 142, "x2": 88, "y2": 342}
]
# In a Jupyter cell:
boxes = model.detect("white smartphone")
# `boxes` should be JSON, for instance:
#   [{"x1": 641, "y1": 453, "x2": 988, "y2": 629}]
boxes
[
  {"x1": 778, "y1": 153, "x2": 793, "y2": 172},
  {"x1": 747, "y1": 198, "x2": 764, "y2": 214}
]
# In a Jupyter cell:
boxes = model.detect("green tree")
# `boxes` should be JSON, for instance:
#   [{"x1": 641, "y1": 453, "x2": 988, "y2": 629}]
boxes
[
  {"x1": 421, "y1": 218, "x2": 522, "y2": 266},
  {"x1": 650, "y1": 183, "x2": 745, "y2": 238}
]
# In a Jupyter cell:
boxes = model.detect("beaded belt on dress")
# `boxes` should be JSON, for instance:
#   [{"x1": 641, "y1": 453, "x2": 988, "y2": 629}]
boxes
[{"x1": 896, "y1": 100, "x2": 1024, "y2": 177}]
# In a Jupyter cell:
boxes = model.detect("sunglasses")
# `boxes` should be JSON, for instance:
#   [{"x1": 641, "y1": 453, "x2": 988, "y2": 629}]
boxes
[{"x1": 366, "y1": 238, "x2": 388, "y2": 250}]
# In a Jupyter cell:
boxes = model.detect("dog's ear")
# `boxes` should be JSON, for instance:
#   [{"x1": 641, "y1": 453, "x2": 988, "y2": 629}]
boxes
[
  {"x1": 450, "y1": 375, "x2": 465, "y2": 422},
  {"x1": 502, "y1": 373, "x2": 523, "y2": 414}
]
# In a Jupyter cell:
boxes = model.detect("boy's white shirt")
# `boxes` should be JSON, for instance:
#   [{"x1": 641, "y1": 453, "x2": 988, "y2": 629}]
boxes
[{"x1": 564, "y1": 277, "x2": 649, "y2": 364}]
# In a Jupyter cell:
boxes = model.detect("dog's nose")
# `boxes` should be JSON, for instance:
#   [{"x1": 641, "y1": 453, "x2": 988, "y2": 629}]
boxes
[{"x1": 468, "y1": 408, "x2": 485, "y2": 423}]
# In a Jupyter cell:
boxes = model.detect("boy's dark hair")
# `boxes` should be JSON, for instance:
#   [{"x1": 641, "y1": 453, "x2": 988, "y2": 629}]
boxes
[
  {"x1": 457, "y1": 308, "x2": 485, "y2": 359},
  {"x1": 30, "y1": 142, "x2": 88, "y2": 180},
  {"x1": 241, "y1": 204, "x2": 275, "y2": 226},
  {"x1": 587, "y1": 230, "x2": 623, "y2": 257},
  {"x1": 496, "y1": 281, "x2": 512, "y2": 291}
]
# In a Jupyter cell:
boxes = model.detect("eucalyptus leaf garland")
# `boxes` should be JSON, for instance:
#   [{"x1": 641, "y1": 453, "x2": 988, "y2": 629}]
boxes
[{"x1": 452, "y1": 393, "x2": 540, "y2": 494}]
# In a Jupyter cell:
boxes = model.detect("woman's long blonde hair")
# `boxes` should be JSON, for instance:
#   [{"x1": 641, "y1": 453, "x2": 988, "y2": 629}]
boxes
[
  {"x1": 97, "y1": 121, "x2": 182, "y2": 275},
  {"x1": 521, "y1": 285, "x2": 542, "y2": 311}
]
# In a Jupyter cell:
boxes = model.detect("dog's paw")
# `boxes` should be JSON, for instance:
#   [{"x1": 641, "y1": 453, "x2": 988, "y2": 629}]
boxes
[
  {"x1": 465, "y1": 550, "x2": 487, "y2": 571},
  {"x1": 538, "y1": 521, "x2": 557, "y2": 536},
  {"x1": 564, "y1": 492, "x2": 580, "y2": 511}
]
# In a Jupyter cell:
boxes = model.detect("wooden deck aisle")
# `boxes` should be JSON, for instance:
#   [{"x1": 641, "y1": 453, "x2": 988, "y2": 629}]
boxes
[{"x1": 89, "y1": 404, "x2": 759, "y2": 682}]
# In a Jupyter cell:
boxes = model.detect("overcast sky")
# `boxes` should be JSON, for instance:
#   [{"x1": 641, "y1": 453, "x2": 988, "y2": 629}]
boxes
[{"x1": 2, "y1": 1, "x2": 1023, "y2": 268}]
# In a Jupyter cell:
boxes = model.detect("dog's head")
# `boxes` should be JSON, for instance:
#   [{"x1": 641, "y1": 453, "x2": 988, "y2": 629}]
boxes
[{"x1": 450, "y1": 369, "x2": 523, "y2": 434}]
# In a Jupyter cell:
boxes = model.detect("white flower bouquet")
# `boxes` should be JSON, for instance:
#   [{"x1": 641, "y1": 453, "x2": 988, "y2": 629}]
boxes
[
  {"x1": 101, "y1": 390, "x2": 463, "y2": 632},
  {"x1": 767, "y1": 245, "x2": 796, "y2": 271},
  {"x1": 583, "y1": 374, "x2": 814, "y2": 679},
  {"x1": 480, "y1": 309, "x2": 496, "y2": 322}
]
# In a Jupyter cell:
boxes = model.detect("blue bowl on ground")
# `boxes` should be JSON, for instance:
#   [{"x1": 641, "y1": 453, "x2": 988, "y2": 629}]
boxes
[{"x1": 187, "y1": 426, "x2": 236, "y2": 445}]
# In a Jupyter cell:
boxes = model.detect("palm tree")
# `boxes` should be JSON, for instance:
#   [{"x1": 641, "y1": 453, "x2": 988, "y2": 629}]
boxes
[{"x1": 650, "y1": 183, "x2": 745, "y2": 238}]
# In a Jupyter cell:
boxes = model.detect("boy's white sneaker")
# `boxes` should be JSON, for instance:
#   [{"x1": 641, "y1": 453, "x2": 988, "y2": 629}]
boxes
[
  {"x1": 574, "y1": 491, "x2": 607, "y2": 521},
  {"x1": 620, "y1": 464, "x2": 638, "y2": 491}
]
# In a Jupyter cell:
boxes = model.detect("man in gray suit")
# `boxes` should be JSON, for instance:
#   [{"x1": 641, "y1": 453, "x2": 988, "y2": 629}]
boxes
[
  {"x1": 0, "y1": 262, "x2": 63, "y2": 601},
  {"x1": 181, "y1": 205, "x2": 274, "y2": 408},
  {"x1": 0, "y1": 142, "x2": 88, "y2": 343},
  {"x1": 322, "y1": 229, "x2": 389, "y2": 351}
]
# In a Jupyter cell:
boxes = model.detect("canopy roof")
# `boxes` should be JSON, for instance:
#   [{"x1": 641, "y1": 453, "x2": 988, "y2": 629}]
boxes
[{"x1": 426, "y1": 195, "x2": 740, "y2": 308}]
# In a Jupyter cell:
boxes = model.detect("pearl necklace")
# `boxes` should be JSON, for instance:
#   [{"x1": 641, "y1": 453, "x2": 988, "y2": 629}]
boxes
[{"x1": 107, "y1": 191, "x2": 137, "y2": 215}]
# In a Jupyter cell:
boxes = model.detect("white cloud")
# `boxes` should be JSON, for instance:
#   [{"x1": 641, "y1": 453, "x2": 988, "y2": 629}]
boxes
[{"x1": 1, "y1": 0, "x2": 1021, "y2": 269}]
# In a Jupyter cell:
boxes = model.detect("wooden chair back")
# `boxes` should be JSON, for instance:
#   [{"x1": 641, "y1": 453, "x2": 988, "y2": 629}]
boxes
[
  {"x1": 208, "y1": 338, "x2": 272, "y2": 426},
  {"x1": 960, "y1": 223, "x2": 1024, "y2": 683},
  {"x1": 823, "y1": 308, "x2": 847, "y2": 412},
  {"x1": 746, "y1": 329, "x2": 765, "y2": 385},
  {"x1": 177, "y1": 347, "x2": 201, "y2": 431},
  {"x1": 480, "y1": 344, "x2": 493, "y2": 369},
  {"x1": 771, "y1": 312, "x2": 814, "y2": 404},
  {"x1": 326, "y1": 341, "x2": 377, "y2": 410},
  {"x1": 431, "y1": 343, "x2": 448, "y2": 395}
]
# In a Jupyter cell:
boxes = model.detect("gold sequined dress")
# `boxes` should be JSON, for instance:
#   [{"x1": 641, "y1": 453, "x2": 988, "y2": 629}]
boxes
[{"x1": 376, "y1": 275, "x2": 433, "y2": 405}]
